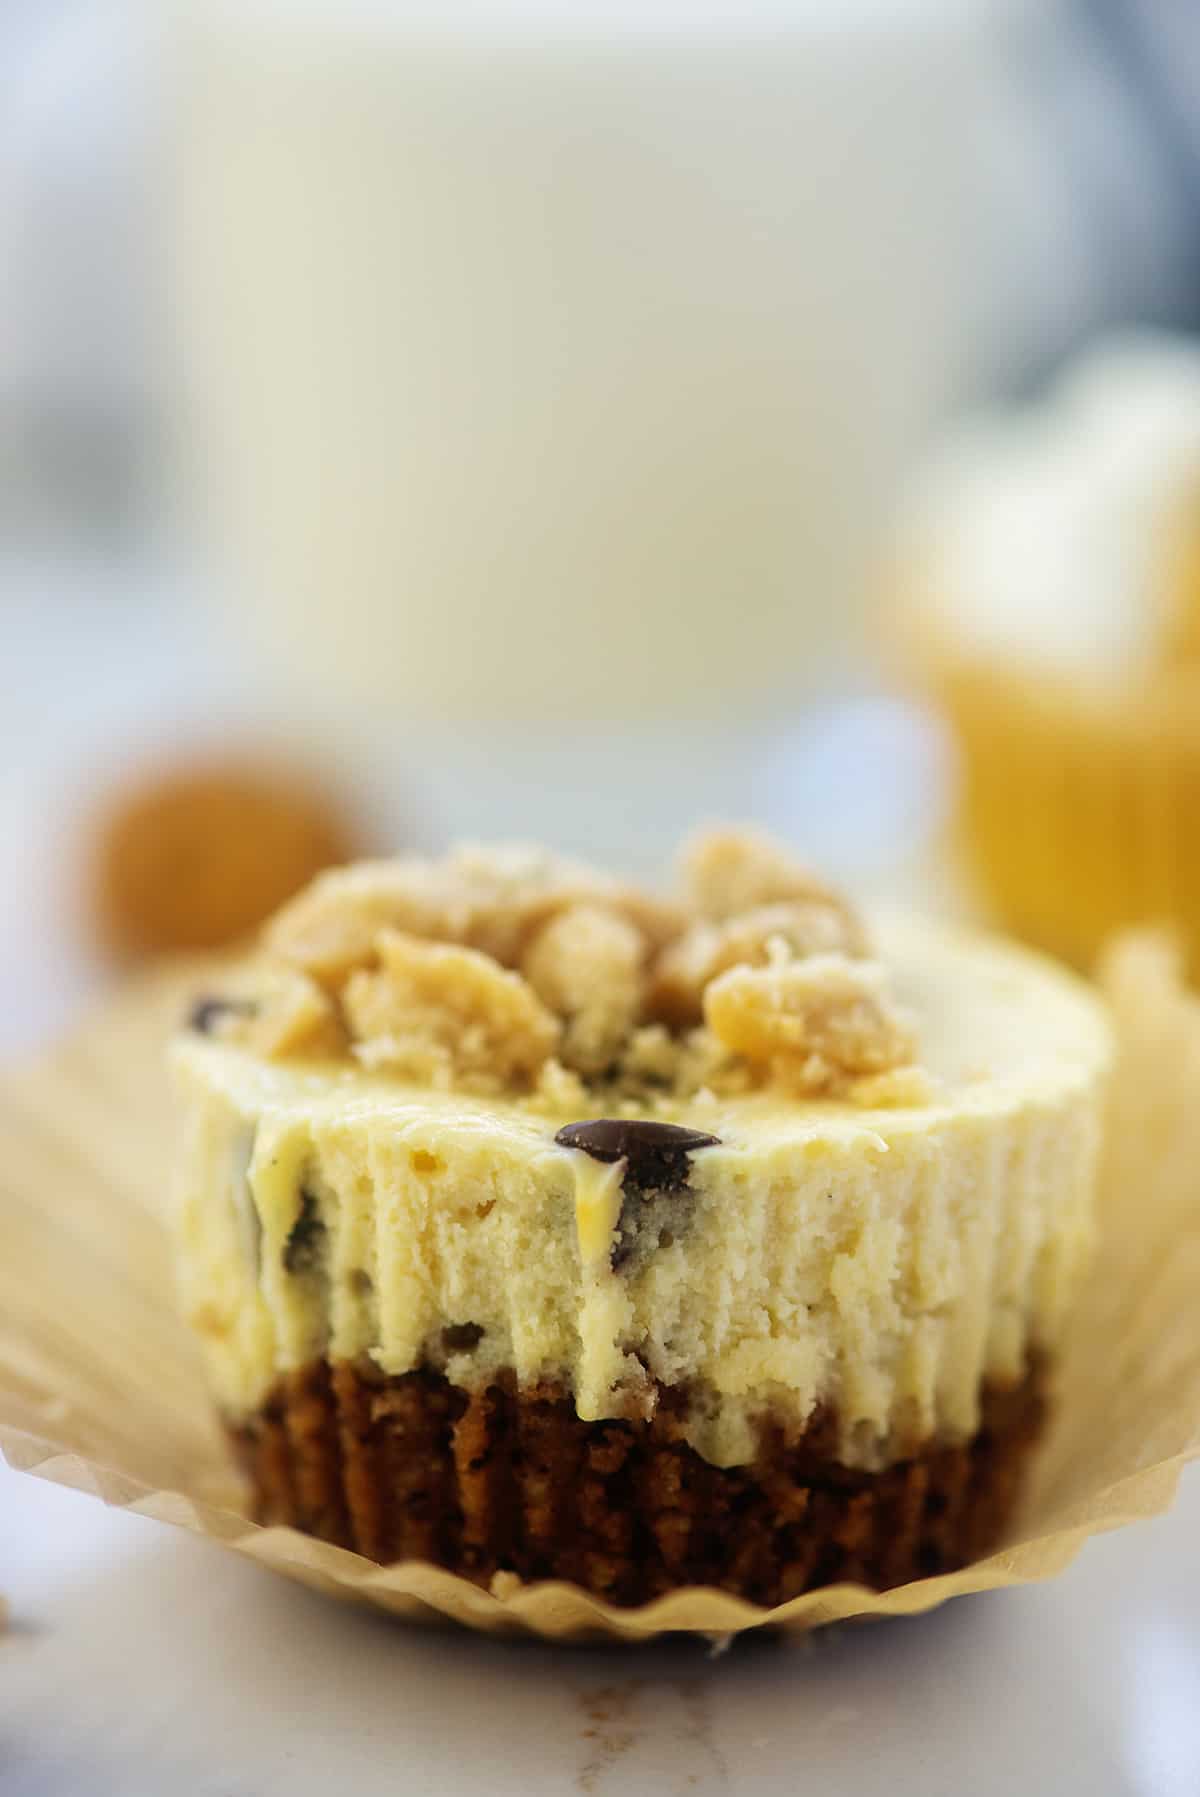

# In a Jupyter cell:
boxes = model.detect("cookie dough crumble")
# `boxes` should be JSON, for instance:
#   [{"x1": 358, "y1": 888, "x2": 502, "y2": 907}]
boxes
[
  {"x1": 198, "y1": 830, "x2": 922, "y2": 1107},
  {"x1": 343, "y1": 931, "x2": 559, "y2": 1087},
  {"x1": 704, "y1": 948, "x2": 915, "y2": 1097},
  {"x1": 521, "y1": 903, "x2": 645, "y2": 1075}
]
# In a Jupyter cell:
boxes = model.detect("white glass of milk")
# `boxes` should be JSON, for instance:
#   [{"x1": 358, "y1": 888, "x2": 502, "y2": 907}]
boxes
[{"x1": 168, "y1": 0, "x2": 986, "y2": 861}]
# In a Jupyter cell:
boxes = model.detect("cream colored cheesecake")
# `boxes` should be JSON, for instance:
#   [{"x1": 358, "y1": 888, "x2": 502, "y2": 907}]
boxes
[{"x1": 170, "y1": 832, "x2": 1111, "y2": 1603}]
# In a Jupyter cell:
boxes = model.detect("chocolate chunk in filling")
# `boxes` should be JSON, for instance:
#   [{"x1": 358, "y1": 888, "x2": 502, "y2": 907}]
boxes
[
  {"x1": 442, "y1": 1322, "x2": 486, "y2": 1353},
  {"x1": 554, "y1": 1118, "x2": 720, "y2": 1192},
  {"x1": 283, "y1": 1191, "x2": 326, "y2": 1277},
  {"x1": 187, "y1": 995, "x2": 259, "y2": 1035},
  {"x1": 555, "y1": 1118, "x2": 721, "y2": 1269}
]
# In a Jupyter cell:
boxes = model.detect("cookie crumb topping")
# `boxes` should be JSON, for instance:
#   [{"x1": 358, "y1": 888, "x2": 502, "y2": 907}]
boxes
[
  {"x1": 704, "y1": 949, "x2": 915, "y2": 1097},
  {"x1": 343, "y1": 930, "x2": 558, "y2": 1088},
  {"x1": 191, "y1": 830, "x2": 923, "y2": 1106}
]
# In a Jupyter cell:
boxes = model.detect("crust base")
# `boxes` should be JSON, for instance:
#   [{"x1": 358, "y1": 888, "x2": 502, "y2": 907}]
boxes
[{"x1": 228, "y1": 1359, "x2": 1046, "y2": 1607}]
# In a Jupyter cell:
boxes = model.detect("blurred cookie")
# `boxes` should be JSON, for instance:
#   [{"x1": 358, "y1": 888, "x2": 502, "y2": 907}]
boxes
[{"x1": 90, "y1": 760, "x2": 360, "y2": 959}]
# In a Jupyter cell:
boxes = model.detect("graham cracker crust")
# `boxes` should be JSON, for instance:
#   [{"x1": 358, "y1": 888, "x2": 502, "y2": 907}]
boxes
[{"x1": 228, "y1": 1361, "x2": 1046, "y2": 1607}]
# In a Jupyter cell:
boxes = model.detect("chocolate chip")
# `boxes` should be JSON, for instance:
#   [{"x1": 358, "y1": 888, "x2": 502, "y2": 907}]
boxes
[
  {"x1": 442, "y1": 1322, "x2": 485, "y2": 1353},
  {"x1": 554, "y1": 1118, "x2": 720, "y2": 1193},
  {"x1": 283, "y1": 1191, "x2": 325, "y2": 1277},
  {"x1": 556, "y1": 1119, "x2": 721, "y2": 1269},
  {"x1": 187, "y1": 995, "x2": 259, "y2": 1035}
]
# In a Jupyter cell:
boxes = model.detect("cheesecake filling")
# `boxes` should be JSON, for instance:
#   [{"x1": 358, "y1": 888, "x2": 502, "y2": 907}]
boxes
[
  {"x1": 172, "y1": 1067, "x2": 1099, "y2": 1469},
  {"x1": 173, "y1": 851, "x2": 1110, "y2": 1473}
]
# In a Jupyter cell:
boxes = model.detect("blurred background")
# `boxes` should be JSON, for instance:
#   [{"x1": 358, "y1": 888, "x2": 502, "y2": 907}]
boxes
[{"x1": 5, "y1": 0, "x2": 1200, "y2": 1053}]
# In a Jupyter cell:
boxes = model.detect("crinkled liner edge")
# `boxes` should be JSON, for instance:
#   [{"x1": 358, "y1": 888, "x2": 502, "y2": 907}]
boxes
[{"x1": 3, "y1": 1422, "x2": 1195, "y2": 1645}]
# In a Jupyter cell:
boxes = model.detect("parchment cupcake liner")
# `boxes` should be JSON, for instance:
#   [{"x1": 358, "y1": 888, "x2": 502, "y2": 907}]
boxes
[{"x1": 1, "y1": 940, "x2": 1199, "y2": 1643}]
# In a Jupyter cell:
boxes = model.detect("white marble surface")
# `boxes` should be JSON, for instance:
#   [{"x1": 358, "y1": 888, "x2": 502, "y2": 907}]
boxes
[{"x1": 2, "y1": 1458, "x2": 1199, "y2": 1795}]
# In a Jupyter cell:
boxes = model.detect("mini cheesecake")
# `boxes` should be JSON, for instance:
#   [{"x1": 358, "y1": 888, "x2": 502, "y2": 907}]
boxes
[{"x1": 170, "y1": 833, "x2": 1111, "y2": 1604}]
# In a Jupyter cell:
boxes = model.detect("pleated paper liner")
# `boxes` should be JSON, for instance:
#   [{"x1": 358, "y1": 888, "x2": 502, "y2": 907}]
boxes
[{"x1": 2, "y1": 937, "x2": 1199, "y2": 1643}]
